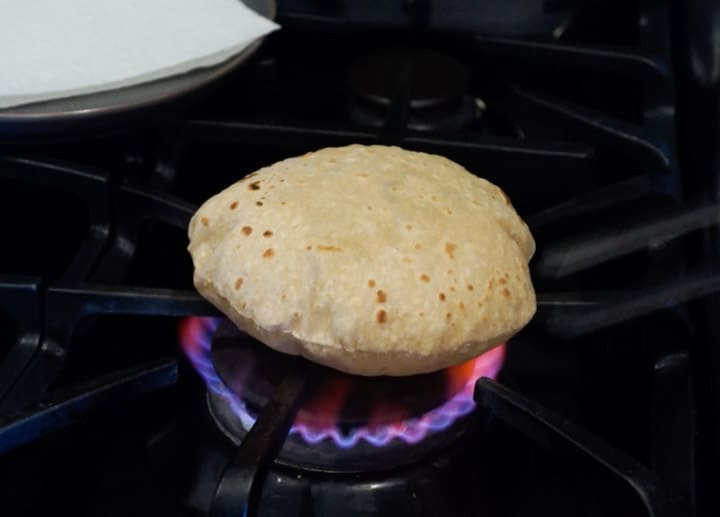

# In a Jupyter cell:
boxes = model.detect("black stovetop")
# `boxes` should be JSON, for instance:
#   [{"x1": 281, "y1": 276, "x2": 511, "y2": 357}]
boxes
[{"x1": 1, "y1": 1, "x2": 718, "y2": 516}]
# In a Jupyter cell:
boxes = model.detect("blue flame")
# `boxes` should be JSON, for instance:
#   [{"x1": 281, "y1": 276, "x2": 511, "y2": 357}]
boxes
[{"x1": 180, "y1": 317, "x2": 504, "y2": 448}]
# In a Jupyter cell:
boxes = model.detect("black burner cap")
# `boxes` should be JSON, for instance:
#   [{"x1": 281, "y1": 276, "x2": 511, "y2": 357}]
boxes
[{"x1": 347, "y1": 48, "x2": 469, "y2": 110}]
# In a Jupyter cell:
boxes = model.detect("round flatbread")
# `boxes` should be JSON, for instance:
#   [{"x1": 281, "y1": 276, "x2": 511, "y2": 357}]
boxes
[{"x1": 188, "y1": 145, "x2": 536, "y2": 376}]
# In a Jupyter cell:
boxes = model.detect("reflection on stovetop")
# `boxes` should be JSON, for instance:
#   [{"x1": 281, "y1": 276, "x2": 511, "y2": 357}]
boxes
[{"x1": 0, "y1": 2, "x2": 709, "y2": 516}]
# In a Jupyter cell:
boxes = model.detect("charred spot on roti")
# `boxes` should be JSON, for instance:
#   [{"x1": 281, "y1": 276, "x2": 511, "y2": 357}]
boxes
[
  {"x1": 262, "y1": 248, "x2": 275, "y2": 258},
  {"x1": 235, "y1": 278, "x2": 243, "y2": 290},
  {"x1": 249, "y1": 181, "x2": 261, "y2": 191},
  {"x1": 499, "y1": 189, "x2": 511, "y2": 205},
  {"x1": 376, "y1": 290, "x2": 387, "y2": 303},
  {"x1": 242, "y1": 226, "x2": 252, "y2": 236},
  {"x1": 317, "y1": 245, "x2": 343, "y2": 252},
  {"x1": 229, "y1": 201, "x2": 238, "y2": 210},
  {"x1": 420, "y1": 274, "x2": 430, "y2": 283},
  {"x1": 445, "y1": 242, "x2": 457, "y2": 259},
  {"x1": 201, "y1": 217, "x2": 210, "y2": 227},
  {"x1": 368, "y1": 279, "x2": 376, "y2": 288},
  {"x1": 439, "y1": 292, "x2": 446, "y2": 302},
  {"x1": 263, "y1": 230, "x2": 273, "y2": 237},
  {"x1": 376, "y1": 309, "x2": 387, "y2": 324}
]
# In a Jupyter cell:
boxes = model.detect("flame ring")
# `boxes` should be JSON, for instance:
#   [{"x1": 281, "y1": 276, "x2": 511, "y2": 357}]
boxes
[{"x1": 180, "y1": 317, "x2": 504, "y2": 448}]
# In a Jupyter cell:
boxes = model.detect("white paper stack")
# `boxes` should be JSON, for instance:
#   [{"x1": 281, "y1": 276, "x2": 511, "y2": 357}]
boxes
[{"x1": 0, "y1": 0, "x2": 279, "y2": 109}]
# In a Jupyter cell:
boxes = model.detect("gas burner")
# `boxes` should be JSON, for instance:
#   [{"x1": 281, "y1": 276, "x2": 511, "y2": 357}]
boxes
[
  {"x1": 346, "y1": 49, "x2": 479, "y2": 132},
  {"x1": 180, "y1": 317, "x2": 505, "y2": 471}
]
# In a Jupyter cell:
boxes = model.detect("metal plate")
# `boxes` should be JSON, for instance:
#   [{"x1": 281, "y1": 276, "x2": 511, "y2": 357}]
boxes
[{"x1": 0, "y1": 0, "x2": 275, "y2": 133}]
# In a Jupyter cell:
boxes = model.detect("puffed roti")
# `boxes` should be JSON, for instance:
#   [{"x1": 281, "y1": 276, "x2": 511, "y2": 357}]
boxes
[{"x1": 188, "y1": 145, "x2": 536, "y2": 376}]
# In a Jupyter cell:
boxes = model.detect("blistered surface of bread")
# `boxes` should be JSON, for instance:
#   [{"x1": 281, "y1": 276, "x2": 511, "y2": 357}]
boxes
[{"x1": 188, "y1": 145, "x2": 536, "y2": 376}]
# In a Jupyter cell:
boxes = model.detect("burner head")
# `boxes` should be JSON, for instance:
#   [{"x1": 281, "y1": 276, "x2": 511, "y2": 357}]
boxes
[
  {"x1": 180, "y1": 317, "x2": 505, "y2": 472},
  {"x1": 346, "y1": 49, "x2": 477, "y2": 131}
]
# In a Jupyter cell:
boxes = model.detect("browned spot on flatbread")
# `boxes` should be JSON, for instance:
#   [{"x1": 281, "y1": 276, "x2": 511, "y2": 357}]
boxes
[
  {"x1": 458, "y1": 302, "x2": 465, "y2": 312},
  {"x1": 263, "y1": 230, "x2": 273, "y2": 237},
  {"x1": 201, "y1": 217, "x2": 209, "y2": 227},
  {"x1": 376, "y1": 290, "x2": 387, "y2": 303},
  {"x1": 317, "y1": 245, "x2": 343, "y2": 252},
  {"x1": 248, "y1": 181, "x2": 261, "y2": 191},
  {"x1": 415, "y1": 243, "x2": 422, "y2": 250},
  {"x1": 256, "y1": 201, "x2": 263, "y2": 206},
  {"x1": 402, "y1": 257, "x2": 412, "y2": 264},
  {"x1": 376, "y1": 310, "x2": 387, "y2": 324},
  {"x1": 368, "y1": 279, "x2": 376, "y2": 288},
  {"x1": 446, "y1": 312, "x2": 452, "y2": 321},
  {"x1": 229, "y1": 201, "x2": 238, "y2": 210},
  {"x1": 420, "y1": 274, "x2": 430, "y2": 283},
  {"x1": 234, "y1": 278, "x2": 243, "y2": 290},
  {"x1": 499, "y1": 277, "x2": 507, "y2": 285},
  {"x1": 467, "y1": 283, "x2": 474, "y2": 291},
  {"x1": 406, "y1": 224, "x2": 413, "y2": 231},
  {"x1": 439, "y1": 292, "x2": 446, "y2": 302},
  {"x1": 306, "y1": 245, "x2": 312, "y2": 250},
  {"x1": 262, "y1": 248, "x2": 275, "y2": 258},
  {"x1": 501, "y1": 288, "x2": 511, "y2": 298},
  {"x1": 445, "y1": 242, "x2": 457, "y2": 259},
  {"x1": 499, "y1": 189, "x2": 511, "y2": 205},
  {"x1": 242, "y1": 226, "x2": 252, "y2": 236}
]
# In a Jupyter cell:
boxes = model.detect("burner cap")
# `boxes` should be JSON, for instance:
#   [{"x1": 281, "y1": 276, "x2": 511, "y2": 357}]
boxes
[
  {"x1": 347, "y1": 48, "x2": 469, "y2": 109},
  {"x1": 345, "y1": 49, "x2": 475, "y2": 131}
]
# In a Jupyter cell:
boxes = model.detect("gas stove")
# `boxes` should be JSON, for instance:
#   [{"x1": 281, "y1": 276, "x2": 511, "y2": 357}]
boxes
[{"x1": 0, "y1": 1, "x2": 717, "y2": 516}]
